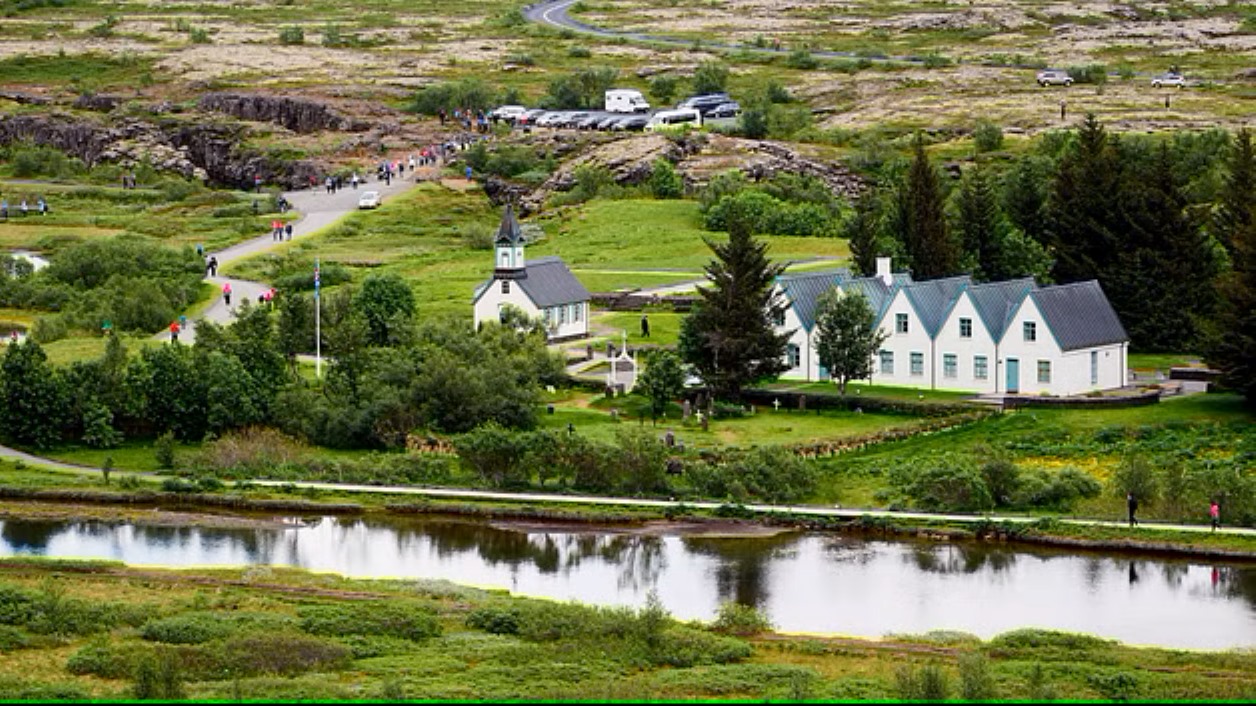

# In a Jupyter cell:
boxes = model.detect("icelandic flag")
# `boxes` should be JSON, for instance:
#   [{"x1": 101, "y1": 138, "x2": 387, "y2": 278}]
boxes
[{"x1": 314, "y1": 259, "x2": 320, "y2": 298}]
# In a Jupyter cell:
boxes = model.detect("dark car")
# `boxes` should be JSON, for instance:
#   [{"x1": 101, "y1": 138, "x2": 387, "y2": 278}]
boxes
[
  {"x1": 575, "y1": 114, "x2": 604, "y2": 130},
  {"x1": 611, "y1": 115, "x2": 649, "y2": 131},
  {"x1": 706, "y1": 101, "x2": 741, "y2": 119},
  {"x1": 677, "y1": 93, "x2": 732, "y2": 115},
  {"x1": 557, "y1": 112, "x2": 590, "y2": 128},
  {"x1": 595, "y1": 115, "x2": 623, "y2": 130}
]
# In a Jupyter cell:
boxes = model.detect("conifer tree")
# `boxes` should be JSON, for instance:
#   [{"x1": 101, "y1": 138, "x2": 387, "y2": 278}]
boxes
[
  {"x1": 1209, "y1": 131, "x2": 1256, "y2": 405},
  {"x1": 954, "y1": 165, "x2": 1001, "y2": 281},
  {"x1": 679, "y1": 220, "x2": 792, "y2": 401},
  {"x1": 1213, "y1": 128, "x2": 1254, "y2": 261},
  {"x1": 844, "y1": 187, "x2": 884, "y2": 277},
  {"x1": 1044, "y1": 114, "x2": 1123, "y2": 284},
  {"x1": 895, "y1": 134, "x2": 959, "y2": 280}
]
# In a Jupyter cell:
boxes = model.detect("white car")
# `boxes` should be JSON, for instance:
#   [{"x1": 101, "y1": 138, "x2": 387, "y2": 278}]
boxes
[
  {"x1": 492, "y1": 105, "x2": 528, "y2": 122},
  {"x1": 1151, "y1": 73, "x2": 1186, "y2": 88},
  {"x1": 358, "y1": 191, "x2": 381, "y2": 209}
]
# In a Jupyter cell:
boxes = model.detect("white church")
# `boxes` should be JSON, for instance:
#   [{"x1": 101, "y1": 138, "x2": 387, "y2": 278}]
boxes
[
  {"x1": 774, "y1": 257, "x2": 1129, "y2": 396},
  {"x1": 472, "y1": 204, "x2": 591, "y2": 341}
]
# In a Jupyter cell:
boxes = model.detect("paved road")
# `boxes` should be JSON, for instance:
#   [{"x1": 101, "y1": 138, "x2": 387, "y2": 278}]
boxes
[{"x1": 156, "y1": 174, "x2": 424, "y2": 345}]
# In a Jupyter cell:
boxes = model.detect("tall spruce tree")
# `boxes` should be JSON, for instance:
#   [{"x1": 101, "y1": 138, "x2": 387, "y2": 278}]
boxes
[
  {"x1": 1045, "y1": 114, "x2": 1124, "y2": 284},
  {"x1": 1213, "y1": 128, "x2": 1255, "y2": 261},
  {"x1": 953, "y1": 165, "x2": 1001, "y2": 281},
  {"x1": 844, "y1": 187, "x2": 884, "y2": 277},
  {"x1": 1001, "y1": 155, "x2": 1051, "y2": 247},
  {"x1": 895, "y1": 134, "x2": 959, "y2": 280},
  {"x1": 678, "y1": 220, "x2": 792, "y2": 401},
  {"x1": 1209, "y1": 131, "x2": 1256, "y2": 405},
  {"x1": 1108, "y1": 143, "x2": 1220, "y2": 351}
]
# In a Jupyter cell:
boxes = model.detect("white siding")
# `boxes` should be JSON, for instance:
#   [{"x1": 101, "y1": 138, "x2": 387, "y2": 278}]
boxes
[
  {"x1": 473, "y1": 280, "x2": 590, "y2": 340},
  {"x1": 776, "y1": 284, "x2": 814, "y2": 380},
  {"x1": 868, "y1": 290, "x2": 934, "y2": 389},
  {"x1": 932, "y1": 293, "x2": 998, "y2": 393}
]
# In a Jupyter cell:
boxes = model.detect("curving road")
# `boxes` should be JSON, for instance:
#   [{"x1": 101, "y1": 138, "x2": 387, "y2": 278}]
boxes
[{"x1": 154, "y1": 174, "x2": 424, "y2": 345}]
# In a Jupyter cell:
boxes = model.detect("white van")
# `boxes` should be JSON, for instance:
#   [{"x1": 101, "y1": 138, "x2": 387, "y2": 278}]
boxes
[
  {"x1": 605, "y1": 89, "x2": 650, "y2": 113},
  {"x1": 644, "y1": 108, "x2": 702, "y2": 132}
]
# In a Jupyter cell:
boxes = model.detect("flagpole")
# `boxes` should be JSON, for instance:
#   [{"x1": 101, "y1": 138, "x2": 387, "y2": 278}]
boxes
[{"x1": 314, "y1": 257, "x2": 321, "y2": 379}]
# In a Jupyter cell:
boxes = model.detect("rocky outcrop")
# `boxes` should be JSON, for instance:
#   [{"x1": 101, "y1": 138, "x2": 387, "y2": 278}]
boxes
[
  {"x1": 0, "y1": 90, "x2": 50, "y2": 106},
  {"x1": 738, "y1": 140, "x2": 865, "y2": 200},
  {"x1": 0, "y1": 113, "x2": 320, "y2": 189},
  {"x1": 73, "y1": 93, "x2": 123, "y2": 113},
  {"x1": 197, "y1": 92, "x2": 368, "y2": 133}
]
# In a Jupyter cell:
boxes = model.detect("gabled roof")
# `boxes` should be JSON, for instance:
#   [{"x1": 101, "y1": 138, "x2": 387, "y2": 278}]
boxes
[
  {"x1": 840, "y1": 276, "x2": 898, "y2": 322},
  {"x1": 1029, "y1": 280, "x2": 1129, "y2": 351},
  {"x1": 968, "y1": 278, "x2": 1035, "y2": 343},
  {"x1": 495, "y1": 203, "x2": 522, "y2": 246},
  {"x1": 776, "y1": 269, "x2": 848, "y2": 331},
  {"x1": 902, "y1": 276, "x2": 972, "y2": 337},
  {"x1": 517, "y1": 256, "x2": 591, "y2": 307}
]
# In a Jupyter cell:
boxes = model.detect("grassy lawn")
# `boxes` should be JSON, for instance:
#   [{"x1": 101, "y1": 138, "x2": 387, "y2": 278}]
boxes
[
  {"x1": 1127, "y1": 352, "x2": 1204, "y2": 372},
  {"x1": 590, "y1": 310, "x2": 684, "y2": 347},
  {"x1": 758, "y1": 380, "x2": 975, "y2": 402}
]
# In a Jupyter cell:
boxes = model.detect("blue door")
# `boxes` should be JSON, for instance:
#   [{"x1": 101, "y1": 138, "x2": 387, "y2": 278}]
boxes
[{"x1": 1006, "y1": 358, "x2": 1019, "y2": 393}]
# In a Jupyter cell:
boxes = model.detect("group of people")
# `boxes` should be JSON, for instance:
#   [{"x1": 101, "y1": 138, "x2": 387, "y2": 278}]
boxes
[
  {"x1": 438, "y1": 108, "x2": 493, "y2": 134},
  {"x1": 271, "y1": 219, "x2": 293, "y2": 241},
  {"x1": 0, "y1": 196, "x2": 48, "y2": 219}
]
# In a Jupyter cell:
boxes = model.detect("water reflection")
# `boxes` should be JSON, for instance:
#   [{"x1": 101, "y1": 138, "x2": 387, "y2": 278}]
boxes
[{"x1": 0, "y1": 515, "x2": 1253, "y2": 650}]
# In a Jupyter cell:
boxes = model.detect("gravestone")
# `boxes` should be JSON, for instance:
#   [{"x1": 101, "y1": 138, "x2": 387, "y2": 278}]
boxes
[
  {"x1": 799, "y1": 394, "x2": 807, "y2": 411},
  {"x1": 682, "y1": 399, "x2": 692, "y2": 420}
]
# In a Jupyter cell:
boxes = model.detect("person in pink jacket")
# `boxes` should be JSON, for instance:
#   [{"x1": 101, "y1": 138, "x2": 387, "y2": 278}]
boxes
[{"x1": 223, "y1": 282, "x2": 232, "y2": 306}]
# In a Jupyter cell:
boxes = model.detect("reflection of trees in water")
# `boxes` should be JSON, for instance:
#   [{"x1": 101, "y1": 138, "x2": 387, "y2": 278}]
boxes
[
  {"x1": 350, "y1": 517, "x2": 663, "y2": 583},
  {"x1": 1, "y1": 520, "x2": 66, "y2": 552},
  {"x1": 682, "y1": 534, "x2": 801, "y2": 610},
  {"x1": 904, "y1": 542, "x2": 1018, "y2": 575},
  {"x1": 1083, "y1": 556, "x2": 1104, "y2": 591},
  {"x1": 130, "y1": 524, "x2": 286, "y2": 565},
  {"x1": 822, "y1": 537, "x2": 877, "y2": 566},
  {"x1": 1160, "y1": 562, "x2": 1188, "y2": 589}
]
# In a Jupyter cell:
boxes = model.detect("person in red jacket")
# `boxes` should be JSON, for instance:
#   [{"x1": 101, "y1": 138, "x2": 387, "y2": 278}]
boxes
[{"x1": 169, "y1": 321, "x2": 180, "y2": 344}]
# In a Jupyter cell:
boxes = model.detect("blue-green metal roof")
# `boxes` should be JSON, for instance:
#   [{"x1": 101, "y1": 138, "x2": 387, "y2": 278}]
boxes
[
  {"x1": 777, "y1": 269, "x2": 848, "y2": 331},
  {"x1": 902, "y1": 276, "x2": 972, "y2": 337},
  {"x1": 1030, "y1": 280, "x2": 1129, "y2": 351},
  {"x1": 968, "y1": 278, "x2": 1035, "y2": 343}
]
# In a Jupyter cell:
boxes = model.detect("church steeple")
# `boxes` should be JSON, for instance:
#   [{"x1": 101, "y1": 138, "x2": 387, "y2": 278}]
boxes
[{"x1": 494, "y1": 203, "x2": 526, "y2": 278}]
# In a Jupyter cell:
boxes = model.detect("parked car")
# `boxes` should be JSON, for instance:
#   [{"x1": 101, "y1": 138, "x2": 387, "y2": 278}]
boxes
[
  {"x1": 1036, "y1": 69, "x2": 1073, "y2": 87},
  {"x1": 706, "y1": 101, "x2": 741, "y2": 119},
  {"x1": 575, "y1": 114, "x2": 604, "y2": 130},
  {"x1": 611, "y1": 115, "x2": 649, "y2": 131},
  {"x1": 535, "y1": 112, "x2": 568, "y2": 127},
  {"x1": 556, "y1": 112, "x2": 589, "y2": 128},
  {"x1": 358, "y1": 191, "x2": 381, "y2": 209},
  {"x1": 677, "y1": 93, "x2": 732, "y2": 116},
  {"x1": 517, "y1": 109, "x2": 548, "y2": 126},
  {"x1": 1151, "y1": 72, "x2": 1186, "y2": 88},
  {"x1": 491, "y1": 105, "x2": 528, "y2": 122},
  {"x1": 595, "y1": 115, "x2": 623, "y2": 130}
]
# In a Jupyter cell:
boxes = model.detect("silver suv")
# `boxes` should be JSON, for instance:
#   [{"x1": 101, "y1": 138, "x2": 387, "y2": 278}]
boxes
[
  {"x1": 1151, "y1": 72, "x2": 1186, "y2": 88},
  {"x1": 1036, "y1": 69, "x2": 1073, "y2": 87}
]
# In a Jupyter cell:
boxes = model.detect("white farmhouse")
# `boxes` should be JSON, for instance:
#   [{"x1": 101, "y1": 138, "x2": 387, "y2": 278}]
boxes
[
  {"x1": 472, "y1": 204, "x2": 591, "y2": 341},
  {"x1": 774, "y1": 257, "x2": 1129, "y2": 396}
]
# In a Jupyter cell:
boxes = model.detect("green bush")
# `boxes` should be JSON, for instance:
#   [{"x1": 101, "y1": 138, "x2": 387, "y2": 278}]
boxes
[
  {"x1": 784, "y1": 48, "x2": 817, "y2": 70},
  {"x1": 154, "y1": 431, "x2": 176, "y2": 470},
  {"x1": 650, "y1": 627, "x2": 753, "y2": 667},
  {"x1": 299, "y1": 603, "x2": 441, "y2": 641},
  {"x1": 67, "y1": 640, "x2": 150, "y2": 679},
  {"x1": 139, "y1": 612, "x2": 295, "y2": 645},
  {"x1": 466, "y1": 606, "x2": 522, "y2": 635},
  {"x1": 649, "y1": 158, "x2": 683, "y2": 199},
  {"x1": 0, "y1": 584, "x2": 37, "y2": 625},
  {"x1": 958, "y1": 653, "x2": 995, "y2": 700},
  {"x1": 132, "y1": 652, "x2": 185, "y2": 700},
  {"x1": 160, "y1": 477, "x2": 197, "y2": 493},
  {"x1": 711, "y1": 601, "x2": 772, "y2": 636},
  {"x1": 567, "y1": 46, "x2": 591, "y2": 58},
  {"x1": 896, "y1": 662, "x2": 950, "y2": 700},
  {"x1": 0, "y1": 625, "x2": 29, "y2": 651},
  {"x1": 278, "y1": 25, "x2": 304, "y2": 45},
  {"x1": 218, "y1": 633, "x2": 352, "y2": 677},
  {"x1": 973, "y1": 120, "x2": 1004, "y2": 152}
]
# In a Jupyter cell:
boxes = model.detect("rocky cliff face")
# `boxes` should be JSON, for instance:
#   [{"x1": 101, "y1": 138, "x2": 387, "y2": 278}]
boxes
[
  {"x1": 197, "y1": 92, "x2": 368, "y2": 133},
  {"x1": 0, "y1": 112, "x2": 320, "y2": 188}
]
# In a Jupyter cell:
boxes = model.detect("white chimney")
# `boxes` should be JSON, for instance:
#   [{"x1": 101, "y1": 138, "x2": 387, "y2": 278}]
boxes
[{"x1": 875, "y1": 257, "x2": 893, "y2": 286}]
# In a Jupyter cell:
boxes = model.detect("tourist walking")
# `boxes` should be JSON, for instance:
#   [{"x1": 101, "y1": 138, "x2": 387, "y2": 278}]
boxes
[
  {"x1": 641, "y1": 313, "x2": 650, "y2": 338},
  {"x1": 222, "y1": 282, "x2": 232, "y2": 307},
  {"x1": 1210, "y1": 500, "x2": 1220, "y2": 532},
  {"x1": 207, "y1": 256, "x2": 218, "y2": 277},
  {"x1": 285, "y1": 223, "x2": 293, "y2": 241},
  {"x1": 169, "y1": 321, "x2": 180, "y2": 344},
  {"x1": 1126, "y1": 492, "x2": 1138, "y2": 527}
]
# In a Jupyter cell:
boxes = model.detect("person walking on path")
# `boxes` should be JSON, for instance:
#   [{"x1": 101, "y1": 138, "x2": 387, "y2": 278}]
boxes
[
  {"x1": 641, "y1": 313, "x2": 650, "y2": 338},
  {"x1": 37, "y1": 197, "x2": 46, "y2": 215},
  {"x1": 207, "y1": 256, "x2": 218, "y2": 277},
  {"x1": 222, "y1": 282, "x2": 232, "y2": 307},
  {"x1": 169, "y1": 321, "x2": 180, "y2": 344},
  {"x1": 285, "y1": 223, "x2": 293, "y2": 241},
  {"x1": 1210, "y1": 500, "x2": 1220, "y2": 532},
  {"x1": 1, "y1": 198, "x2": 7, "y2": 220},
  {"x1": 1059, "y1": 99, "x2": 1067, "y2": 121},
  {"x1": 1127, "y1": 492, "x2": 1139, "y2": 527}
]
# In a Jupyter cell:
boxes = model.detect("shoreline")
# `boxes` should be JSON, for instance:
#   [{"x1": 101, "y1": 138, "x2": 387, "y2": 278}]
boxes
[{"x1": 1, "y1": 487, "x2": 1253, "y2": 563}]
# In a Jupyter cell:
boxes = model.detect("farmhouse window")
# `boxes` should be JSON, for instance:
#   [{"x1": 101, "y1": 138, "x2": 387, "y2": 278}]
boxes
[
  {"x1": 501, "y1": 280, "x2": 510, "y2": 294},
  {"x1": 1024, "y1": 321, "x2": 1037, "y2": 342},
  {"x1": 786, "y1": 344, "x2": 800, "y2": 368},
  {"x1": 910, "y1": 352, "x2": 924, "y2": 376},
  {"x1": 896, "y1": 313, "x2": 909, "y2": 334},
  {"x1": 959, "y1": 318, "x2": 972, "y2": 338},
  {"x1": 879, "y1": 350, "x2": 894, "y2": 375},
  {"x1": 1037, "y1": 360, "x2": 1051, "y2": 383},
  {"x1": 974, "y1": 356, "x2": 988, "y2": 380},
  {"x1": 943, "y1": 354, "x2": 957, "y2": 378}
]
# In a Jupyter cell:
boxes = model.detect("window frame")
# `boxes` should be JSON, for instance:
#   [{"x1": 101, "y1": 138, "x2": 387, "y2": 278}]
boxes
[
  {"x1": 879, "y1": 350, "x2": 894, "y2": 375},
  {"x1": 1037, "y1": 359, "x2": 1051, "y2": 384},
  {"x1": 910, "y1": 351, "x2": 924, "y2": 376},
  {"x1": 943, "y1": 353, "x2": 958, "y2": 379},
  {"x1": 959, "y1": 317, "x2": 972, "y2": 339},
  {"x1": 896, "y1": 313, "x2": 909, "y2": 334},
  {"x1": 1024, "y1": 321, "x2": 1037, "y2": 342},
  {"x1": 974, "y1": 355, "x2": 988, "y2": 380}
]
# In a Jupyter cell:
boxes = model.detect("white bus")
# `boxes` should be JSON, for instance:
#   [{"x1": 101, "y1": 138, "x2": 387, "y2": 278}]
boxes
[{"x1": 644, "y1": 108, "x2": 702, "y2": 132}]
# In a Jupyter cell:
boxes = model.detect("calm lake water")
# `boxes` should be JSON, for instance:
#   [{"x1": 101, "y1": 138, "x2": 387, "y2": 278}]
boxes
[{"x1": 1, "y1": 514, "x2": 1252, "y2": 650}]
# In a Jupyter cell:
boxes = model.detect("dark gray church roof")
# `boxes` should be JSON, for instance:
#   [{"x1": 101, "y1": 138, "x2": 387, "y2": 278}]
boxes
[
  {"x1": 1030, "y1": 280, "x2": 1129, "y2": 351},
  {"x1": 495, "y1": 203, "x2": 522, "y2": 245},
  {"x1": 516, "y1": 256, "x2": 591, "y2": 307},
  {"x1": 968, "y1": 278, "x2": 1035, "y2": 342},
  {"x1": 902, "y1": 276, "x2": 973, "y2": 337}
]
